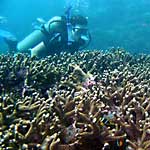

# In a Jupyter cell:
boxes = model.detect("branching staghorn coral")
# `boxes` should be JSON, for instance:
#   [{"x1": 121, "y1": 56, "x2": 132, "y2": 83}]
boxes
[{"x1": 1, "y1": 49, "x2": 150, "y2": 149}]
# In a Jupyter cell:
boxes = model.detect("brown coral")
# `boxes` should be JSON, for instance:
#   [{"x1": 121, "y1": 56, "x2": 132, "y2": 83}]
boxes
[{"x1": 1, "y1": 48, "x2": 150, "y2": 149}]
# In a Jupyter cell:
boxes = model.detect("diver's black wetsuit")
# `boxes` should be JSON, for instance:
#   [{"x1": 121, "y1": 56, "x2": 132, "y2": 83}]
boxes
[{"x1": 42, "y1": 16, "x2": 84, "y2": 56}]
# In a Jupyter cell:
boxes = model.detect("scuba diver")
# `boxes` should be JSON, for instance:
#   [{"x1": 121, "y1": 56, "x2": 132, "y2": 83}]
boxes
[
  {"x1": 2, "y1": 7, "x2": 91, "y2": 58},
  {"x1": 18, "y1": 9, "x2": 91, "y2": 57},
  {"x1": 19, "y1": 15, "x2": 91, "y2": 57}
]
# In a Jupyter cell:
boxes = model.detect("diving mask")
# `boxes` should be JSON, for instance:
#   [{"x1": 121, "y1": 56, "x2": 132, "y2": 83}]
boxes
[{"x1": 72, "y1": 25, "x2": 91, "y2": 48}]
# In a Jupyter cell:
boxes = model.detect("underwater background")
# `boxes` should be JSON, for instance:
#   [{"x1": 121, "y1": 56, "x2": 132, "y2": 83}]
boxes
[
  {"x1": 1, "y1": 1, "x2": 150, "y2": 150},
  {"x1": 0, "y1": 0, "x2": 150, "y2": 54}
]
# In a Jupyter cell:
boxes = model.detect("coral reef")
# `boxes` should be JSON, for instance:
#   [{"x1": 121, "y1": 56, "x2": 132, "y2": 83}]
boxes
[{"x1": 0, "y1": 48, "x2": 150, "y2": 150}]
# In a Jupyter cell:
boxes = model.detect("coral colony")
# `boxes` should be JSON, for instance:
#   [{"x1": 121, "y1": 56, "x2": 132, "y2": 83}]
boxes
[{"x1": 0, "y1": 48, "x2": 150, "y2": 150}]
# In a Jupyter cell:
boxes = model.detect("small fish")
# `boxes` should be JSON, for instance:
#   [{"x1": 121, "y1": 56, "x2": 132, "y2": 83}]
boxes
[
  {"x1": 117, "y1": 139, "x2": 124, "y2": 147},
  {"x1": 99, "y1": 113, "x2": 115, "y2": 128}
]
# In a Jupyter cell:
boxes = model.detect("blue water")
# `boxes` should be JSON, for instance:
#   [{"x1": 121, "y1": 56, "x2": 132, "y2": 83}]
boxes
[{"x1": 0, "y1": 0, "x2": 150, "y2": 54}]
